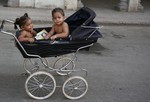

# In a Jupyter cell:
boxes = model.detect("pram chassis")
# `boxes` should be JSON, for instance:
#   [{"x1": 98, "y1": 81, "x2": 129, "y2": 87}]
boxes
[{"x1": 0, "y1": 18, "x2": 99, "y2": 100}]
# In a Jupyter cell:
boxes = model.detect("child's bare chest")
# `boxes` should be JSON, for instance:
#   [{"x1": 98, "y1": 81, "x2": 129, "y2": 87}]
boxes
[
  {"x1": 25, "y1": 32, "x2": 33, "y2": 38},
  {"x1": 54, "y1": 26, "x2": 63, "y2": 33}
]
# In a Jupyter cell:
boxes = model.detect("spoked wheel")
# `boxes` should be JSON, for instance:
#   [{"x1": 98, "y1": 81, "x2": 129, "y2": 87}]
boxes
[
  {"x1": 23, "y1": 58, "x2": 48, "y2": 74},
  {"x1": 53, "y1": 57, "x2": 75, "y2": 75},
  {"x1": 25, "y1": 71, "x2": 56, "y2": 100},
  {"x1": 62, "y1": 76, "x2": 88, "y2": 100}
]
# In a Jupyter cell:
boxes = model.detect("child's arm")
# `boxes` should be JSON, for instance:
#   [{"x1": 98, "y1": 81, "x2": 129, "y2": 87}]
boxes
[
  {"x1": 51, "y1": 22, "x2": 69, "y2": 40},
  {"x1": 18, "y1": 31, "x2": 35, "y2": 43},
  {"x1": 44, "y1": 26, "x2": 54, "y2": 39},
  {"x1": 32, "y1": 30, "x2": 37, "y2": 36}
]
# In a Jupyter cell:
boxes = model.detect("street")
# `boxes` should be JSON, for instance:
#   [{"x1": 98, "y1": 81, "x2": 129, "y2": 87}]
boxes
[{"x1": 0, "y1": 24, "x2": 150, "y2": 102}]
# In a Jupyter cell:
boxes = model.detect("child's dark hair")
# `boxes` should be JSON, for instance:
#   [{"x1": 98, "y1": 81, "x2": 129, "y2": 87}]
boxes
[
  {"x1": 52, "y1": 8, "x2": 65, "y2": 17},
  {"x1": 14, "y1": 13, "x2": 30, "y2": 29}
]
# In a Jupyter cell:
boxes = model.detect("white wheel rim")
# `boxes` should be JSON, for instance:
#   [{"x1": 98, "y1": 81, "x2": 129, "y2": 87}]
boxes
[
  {"x1": 23, "y1": 58, "x2": 48, "y2": 74},
  {"x1": 25, "y1": 71, "x2": 56, "y2": 100},
  {"x1": 62, "y1": 76, "x2": 88, "y2": 99},
  {"x1": 53, "y1": 57, "x2": 75, "y2": 75}
]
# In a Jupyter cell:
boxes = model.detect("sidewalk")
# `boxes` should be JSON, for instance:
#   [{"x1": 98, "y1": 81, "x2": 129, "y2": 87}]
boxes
[
  {"x1": 82, "y1": 0, "x2": 150, "y2": 25},
  {"x1": 0, "y1": 3, "x2": 150, "y2": 26}
]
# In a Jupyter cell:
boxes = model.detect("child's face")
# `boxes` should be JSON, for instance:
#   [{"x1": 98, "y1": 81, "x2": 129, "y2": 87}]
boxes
[
  {"x1": 52, "y1": 12, "x2": 64, "y2": 25},
  {"x1": 21, "y1": 19, "x2": 34, "y2": 32}
]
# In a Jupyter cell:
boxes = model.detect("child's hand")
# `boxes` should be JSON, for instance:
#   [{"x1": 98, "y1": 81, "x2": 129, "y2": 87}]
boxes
[
  {"x1": 50, "y1": 35, "x2": 57, "y2": 40},
  {"x1": 44, "y1": 33, "x2": 51, "y2": 39},
  {"x1": 44, "y1": 35, "x2": 49, "y2": 39},
  {"x1": 28, "y1": 38, "x2": 35, "y2": 43}
]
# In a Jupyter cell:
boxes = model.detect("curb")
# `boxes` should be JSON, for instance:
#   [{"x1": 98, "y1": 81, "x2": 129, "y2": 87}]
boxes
[
  {"x1": 1, "y1": 19, "x2": 150, "y2": 26},
  {"x1": 97, "y1": 22, "x2": 150, "y2": 26},
  {"x1": 31, "y1": 20, "x2": 150, "y2": 26}
]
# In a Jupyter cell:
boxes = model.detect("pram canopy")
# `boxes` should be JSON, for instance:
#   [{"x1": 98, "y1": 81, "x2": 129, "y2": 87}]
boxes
[
  {"x1": 65, "y1": 7, "x2": 102, "y2": 40},
  {"x1": 16, "y1": 7, "x2": 102, "y2": 58}
]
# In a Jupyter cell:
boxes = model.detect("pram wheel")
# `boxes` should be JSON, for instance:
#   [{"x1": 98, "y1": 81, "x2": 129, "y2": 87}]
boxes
[
  {"x1": 23, "y1": 58, "x2": 48, "y2": 74},
  {"x1": 53, "y1": 57, "x2": 75, "y2": 75},
  {"x1": 25, "y1": 71, "x2": 56, "y2": 100},
  {"x1": 62, "y1": 76, "x2": 88, "y2": 100}
]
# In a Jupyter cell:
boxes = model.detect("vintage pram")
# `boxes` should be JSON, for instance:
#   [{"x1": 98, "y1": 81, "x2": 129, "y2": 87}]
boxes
[{"x1": 0, "y1": 7, "x2": 102, "y2": 100}]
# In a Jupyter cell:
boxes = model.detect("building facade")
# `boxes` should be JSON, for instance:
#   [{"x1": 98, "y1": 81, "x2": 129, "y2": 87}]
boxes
[
  {"x1": 7, "y1": 0, "x2": 83, "y2": 10},
  {"x1": 116, "y1": 0, "x2": 144, "y2": 12},
  {"x1": 7, "y1": 0, "x2": 144, "y2": 12}
]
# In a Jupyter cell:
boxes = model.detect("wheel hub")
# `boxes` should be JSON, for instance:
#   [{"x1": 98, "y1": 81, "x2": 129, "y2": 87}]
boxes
[{"x1": 39, "y1": 84, "x2": 43, "y2": 88}]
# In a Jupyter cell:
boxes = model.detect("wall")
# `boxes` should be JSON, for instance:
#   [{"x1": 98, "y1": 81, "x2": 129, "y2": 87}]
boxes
[
  {"x1": 8, "y1": 0, "x2": 79, "y2": 10},
  {"x1": 8, "y1": 0, "x2": 19, "y2": 7}
]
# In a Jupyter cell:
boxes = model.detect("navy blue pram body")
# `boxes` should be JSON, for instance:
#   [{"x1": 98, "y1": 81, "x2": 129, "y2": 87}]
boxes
[{"x1": 16, "y1": 7, "x2": 102, "y2": 58}]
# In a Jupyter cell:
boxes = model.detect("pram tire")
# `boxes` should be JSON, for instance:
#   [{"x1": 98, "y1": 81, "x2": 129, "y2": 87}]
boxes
[
  {"x1": 62, "y1": 76, "x2": 88, "y2": 100},
  {"x1": 23, "y1": 58, "x2": 48, "y2": 74},
  {"x1": 25, "y1": 71, "x2": 56, "y2": 100},
  {"x1": 53, "y1": 57, "x2": 75, "y2": 75}
]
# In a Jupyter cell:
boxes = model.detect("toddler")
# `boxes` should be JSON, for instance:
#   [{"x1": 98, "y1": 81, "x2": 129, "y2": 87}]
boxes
[
  {"x1": 44, "y1": 8, "x2": 69, "y2": 40},
  {"x1": 14, "y1": 13, "x2": 36, "y2": 43}
]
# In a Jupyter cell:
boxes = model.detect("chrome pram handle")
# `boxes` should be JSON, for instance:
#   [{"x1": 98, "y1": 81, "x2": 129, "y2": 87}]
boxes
[
  {"x1": 81, "y1": 25, "x2": 103, "y2": 40},
  {"x1": 0, "y1": 19, "x2": 14, "y2": 31},
  {"x1": 0, "y1": 19, "x2": 46, "y2": 65},
  {"x1": 0, "y1": 19, "x2": 16, "y2": 37}
]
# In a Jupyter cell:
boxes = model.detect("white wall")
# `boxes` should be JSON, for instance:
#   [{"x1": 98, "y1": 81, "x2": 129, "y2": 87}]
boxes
[
  {"x1": 64, "y1": 0, "x2": 77, "y2": 10},
  {"x1": 128, "y1": 0, "x2": 139, "y2": 12},
  {"x1": 8, "y1": 0, "x2": 19, "y2": 7},
  {"x1": 19, "y1": 0, "x2": 34, "y2": 7},
  {"x1": 18, "y1": 0, "x2": 77, "y2": 10},
  {"x1": 35, "y1": 0, "x2": 64, "y2": 9}
]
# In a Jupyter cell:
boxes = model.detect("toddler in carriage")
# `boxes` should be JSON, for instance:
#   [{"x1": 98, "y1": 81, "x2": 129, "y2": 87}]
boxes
[
  {"x1": 14, "y1": 13, "x2": 36, "y2": 43},
  {"x1": 44, "y1": 8, "x2": 69, "y2": 40}
]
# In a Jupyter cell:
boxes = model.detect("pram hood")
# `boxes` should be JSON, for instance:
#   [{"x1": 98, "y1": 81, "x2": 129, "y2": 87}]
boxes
[{"x1": 65, "y1": 7, "x2": 102, "y2": 40}]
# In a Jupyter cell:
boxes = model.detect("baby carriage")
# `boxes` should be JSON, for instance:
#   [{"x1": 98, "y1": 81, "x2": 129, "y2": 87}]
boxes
[{"x1": 0, "y1": 7, "x2": 102, "y2": 100}]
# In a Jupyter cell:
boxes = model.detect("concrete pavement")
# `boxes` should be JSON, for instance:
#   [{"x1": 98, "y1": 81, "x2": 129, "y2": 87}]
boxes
[
  {"x1": 0, "y1": 0, "x2": 150, "y2": 25},
  {"x1": 1, "y1": 22, "x2": 150, "y2": 102}
]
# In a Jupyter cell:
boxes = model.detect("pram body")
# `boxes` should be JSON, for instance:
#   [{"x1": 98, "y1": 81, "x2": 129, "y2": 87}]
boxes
[
  {"x1": 15, "y1": 7, "x2": 102, "y2": 58},
  {"x1": 0, "y1": 7, "x2": 102, "y2": 100}
]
